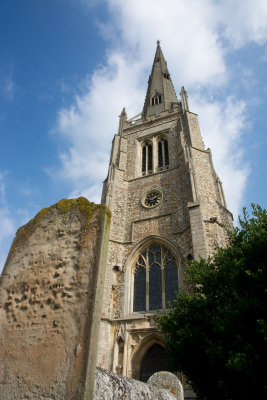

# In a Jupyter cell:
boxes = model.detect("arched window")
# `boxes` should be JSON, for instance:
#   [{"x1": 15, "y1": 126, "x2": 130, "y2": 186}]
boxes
[
  {"x1": 133, "y1": 244, "x2": 178, "y2": 312},
  {"x1": 151, "y1": 93, "x2": 162, "y2": 106},
  {"x1": 142, "y1": 142, "x2": 153, "y2": 175},
  {"x1": 158, "y1": 138, "x2": 169, "y2": 170}
]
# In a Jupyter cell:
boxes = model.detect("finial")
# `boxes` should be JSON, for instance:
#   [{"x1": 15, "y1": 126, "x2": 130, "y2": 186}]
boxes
[
  {"x1": 120, "y1": 107, "x2": 126, "y2": 116},
  {"x1": 118, "y1": 107, "x2": 127, "y2": 136},
  {"x1": 157, "y1": 40, "x2": 160, "y2": 45},
  {"x1": 180, "y1": 86, "x2": 189, "y2": 113}
]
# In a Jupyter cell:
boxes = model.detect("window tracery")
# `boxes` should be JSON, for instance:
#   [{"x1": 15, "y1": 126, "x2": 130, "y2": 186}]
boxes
[{"x1": 133, "y1": 244, "x2": 178, "y2": 312}]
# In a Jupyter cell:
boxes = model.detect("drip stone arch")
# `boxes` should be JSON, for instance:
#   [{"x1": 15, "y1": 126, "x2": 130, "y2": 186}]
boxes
[
  {"x1": 130, "y1": 332, "x2": 166, "y2": 380},
  {"x1": 124, "y1": 235, "x2": 183, "y2": 315}
]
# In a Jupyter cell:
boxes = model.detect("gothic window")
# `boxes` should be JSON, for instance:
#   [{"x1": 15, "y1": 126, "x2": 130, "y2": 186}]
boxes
[
  {"x1": 149, "y1": 264, "x2": 162, "y2": 310},
  {"x1": 133, "y1": 244, "x2": 178, "y2": 312},
  {"x1": 133, "y1": 257, "x2": 146, "y2": 312},
  {"x1": 142, "y1": 142, "x2": 153, "y2": 175},
  {"x1": 163, "y1": 73, "x2": 170, "y2": 79},
  {"x1": 151, "y1": 94, "x2": 162, "y2": 106},
  {"x1": 158, "y1": 138, "x2": 169, "y2": 170}
]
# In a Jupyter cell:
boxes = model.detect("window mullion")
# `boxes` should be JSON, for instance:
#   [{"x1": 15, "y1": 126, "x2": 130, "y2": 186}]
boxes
[
  {"x1": 153, "y1": 137, "x2": 158, "y2": 172},
  {"x1": 146, "y1": 249, "x2": 149, "y2": 311},
  {"x1": 146, "y1": 145, "x2": 148, "y2": 175},
  {"x1": 161, "y1": 245, "x2": 166, "y2": 309}
]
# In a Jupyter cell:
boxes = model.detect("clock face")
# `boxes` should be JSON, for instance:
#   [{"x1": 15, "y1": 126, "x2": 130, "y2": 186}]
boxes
[{"x1": 144, "y1": 191, "x2": 162, "y2": 208}]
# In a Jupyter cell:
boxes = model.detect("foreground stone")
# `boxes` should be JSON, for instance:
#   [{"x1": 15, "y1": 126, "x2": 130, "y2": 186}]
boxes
[
  {"x1": 94, "y1": 368, "x2": 184, "y2": 400},
  {"x1": 148, "y1": 371, "x2": 184, "y2": 399},
  {"x1": 0, "y1": 198, "x2": 111, "y2": 400}
]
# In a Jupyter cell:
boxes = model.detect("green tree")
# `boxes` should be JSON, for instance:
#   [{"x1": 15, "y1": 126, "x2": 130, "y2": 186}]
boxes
[{"x1": 158, "y1": 205, "x2": 267, "y2": 400}]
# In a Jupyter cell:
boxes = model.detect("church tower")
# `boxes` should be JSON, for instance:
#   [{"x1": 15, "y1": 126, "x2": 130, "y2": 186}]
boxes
[{"x1": 97, "y1": 42, "x2": 233, "y2": 384}]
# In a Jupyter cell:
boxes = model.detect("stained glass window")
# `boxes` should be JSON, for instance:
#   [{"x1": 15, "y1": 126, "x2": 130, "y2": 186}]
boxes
[
  {"x1": 149, "y1": 264, "x2": 162, "y2": 310},
  {"x1": 133, "y1": 244, "x2": 178, "y2": 312},
  {"x1": 165, "y1": 262, "x2": 178, "y2": 308},
  {"x1": 133, "y1": 267, "x2": 146, "y2": 312}
]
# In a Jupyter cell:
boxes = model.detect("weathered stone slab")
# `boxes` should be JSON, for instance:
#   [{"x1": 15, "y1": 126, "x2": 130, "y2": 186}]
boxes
[
  {"x1": 94, "y1": 367, "x2": 183, "y2": 399},
  {"x1": 0, "y1": 198, "x2": 111, "y2": 400},
  {"x1": 148, "y1": 371, "x2": 184, "y2": 400}
]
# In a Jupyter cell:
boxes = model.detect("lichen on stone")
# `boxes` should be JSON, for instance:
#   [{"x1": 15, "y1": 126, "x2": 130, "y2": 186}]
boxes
[
  {"x1": 56, "y1": 197, "x2": 111, "y2": 220},
  {"x1": 4, "y1": 197, "x2": 111, "y2": 267}
]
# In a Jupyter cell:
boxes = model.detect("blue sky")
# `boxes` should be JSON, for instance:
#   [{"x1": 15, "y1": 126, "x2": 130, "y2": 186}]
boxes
[{"x1": 1, "y1": 0, "x2": 267, "y2": 271}]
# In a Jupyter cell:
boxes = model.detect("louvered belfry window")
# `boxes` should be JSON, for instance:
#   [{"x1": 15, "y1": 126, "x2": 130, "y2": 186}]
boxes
[
  {"x1": 151, "y1": 94, "x2": 162, "y2": 106},
  {"x1": 158, "y1": 138, "x2": 169, "y2": 170},
  {"x1": 133, "y1": 244, "x2": 178, "y2": 312},
  {"x1": 142, "y1": 142, "x2": 153, "y2": 175}
]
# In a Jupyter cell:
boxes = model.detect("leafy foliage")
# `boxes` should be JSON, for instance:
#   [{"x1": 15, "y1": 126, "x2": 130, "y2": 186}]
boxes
[{"x1": 158, "y1": 205, "x2": 267, "y2": 400}]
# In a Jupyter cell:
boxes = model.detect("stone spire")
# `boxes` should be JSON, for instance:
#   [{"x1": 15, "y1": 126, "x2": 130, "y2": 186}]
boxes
[{"x1": 142, "y1": 41, "x2": 178, "y2": 119}]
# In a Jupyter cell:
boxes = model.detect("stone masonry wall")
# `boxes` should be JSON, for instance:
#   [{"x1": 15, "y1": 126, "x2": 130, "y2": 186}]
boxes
[
  {"x1": 101, "y1": 114, "x2": 194, "y2": 319},
  {"x1": 98, "y1": 112, "x2": 195, "y2": 370},
  {"x1": 98, "y1": 106, "x2": 233, "y2": 374}
]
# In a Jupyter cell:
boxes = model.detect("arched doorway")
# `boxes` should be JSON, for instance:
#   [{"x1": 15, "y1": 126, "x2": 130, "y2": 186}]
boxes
[{"x1": 139, "y1": 343, "x2": 167, "y2": 382}]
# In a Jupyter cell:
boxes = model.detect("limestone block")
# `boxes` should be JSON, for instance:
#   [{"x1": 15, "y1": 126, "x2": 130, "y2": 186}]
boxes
[
  {"x1": 94, "y1": 367, "x2": 183, "y2": 399},
  {"x1": 0, "y1": 198, "x2": 111, "y2": 400}
]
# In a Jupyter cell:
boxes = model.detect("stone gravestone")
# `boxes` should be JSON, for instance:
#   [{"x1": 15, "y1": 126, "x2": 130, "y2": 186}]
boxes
[
  {"x1": 0, "y1": 198, "x2": 110, "y2": 400},
  {"x1": 94, "y1": 367, "x2": 184, "y2": 400},
  {"x1": 147, "y1": 371, "x2": 184, "y2": 399}
]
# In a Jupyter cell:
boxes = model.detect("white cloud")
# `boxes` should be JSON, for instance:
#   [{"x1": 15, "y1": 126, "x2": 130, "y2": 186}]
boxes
[
  {"x1": 53, "y1": 52, "x2": 146, "y2": 201},
  {"x1": 69, "y1": 183, "x2": 104, "y2": 204},
  {"x1": 0, "y1": 173, "x2": 16, "y2": 272},
  {"x1": 0, "y1": 207, "x2": 14, "y2": 246},
  {"x1": 0, "y1": 172, "x2": 6, "y2": 198},
  {"x1": 217, "y1": 0, "x2": 267, "y2": 48},
  {"x1": 53, "y1": 0, "x2": 267, "y2": 219},
  {"x1": 4, "y1": 76, "x2": 15, "y2": 100},
  {"x1": 102, "y1": 0, "x2": 227, "y2": 88},
  {"x1": 191, "y1": 96, "x2": 250, "y2": 218},
  {"x1": 1, "y1": 64, "x2": 16, "y2": 102}
]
